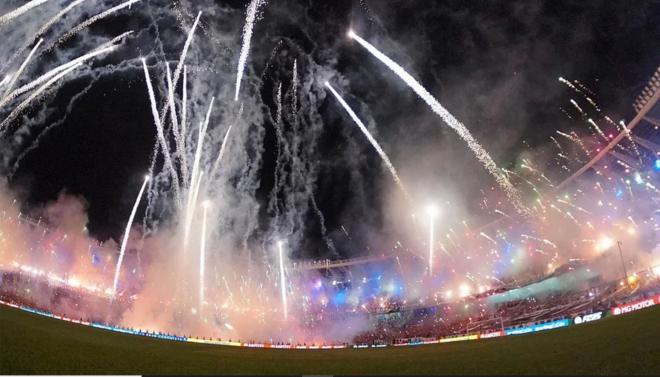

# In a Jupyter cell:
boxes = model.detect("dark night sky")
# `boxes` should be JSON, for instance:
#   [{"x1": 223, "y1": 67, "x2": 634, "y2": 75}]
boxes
[{"x1": 4, "y1": 0, "x2": 660, "y2": 258}]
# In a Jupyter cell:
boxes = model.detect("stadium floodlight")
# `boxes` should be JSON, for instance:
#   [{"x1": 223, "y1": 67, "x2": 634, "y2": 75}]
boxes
[{"x1": 595, "y1": 236, "x2": 614, "y2": 252}]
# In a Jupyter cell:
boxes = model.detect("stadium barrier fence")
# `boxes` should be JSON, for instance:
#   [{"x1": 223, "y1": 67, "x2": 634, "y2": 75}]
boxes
[{"x1": 1, "y1": 293, "x2": 659, "y2": 350}]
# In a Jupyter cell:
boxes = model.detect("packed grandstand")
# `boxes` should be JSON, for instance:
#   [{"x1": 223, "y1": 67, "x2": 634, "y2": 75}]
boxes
[{"x1": 2, "y1": 214, "x2": 659, "y2": 349}]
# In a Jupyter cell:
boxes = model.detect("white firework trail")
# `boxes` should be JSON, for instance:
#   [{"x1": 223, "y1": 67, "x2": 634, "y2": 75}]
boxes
[
  {"x1": 348, "y1": 30, "x2": 525, "y2": 214},
  {"x1": 575, "y1": 79, "x2": 596, "y2": 97},
  {"x1": 479, "y1": 232, "x2": 497, "y2": 245},
  {"x1": 325, "y1": 81, "x2": 411, "y2": 202},
  {"x1": 565, "y1": 211, "x2": 581, "y2": 226},
  {"x1": 141, "y1": 58, "x2": 181, "y2": 201},
  {"x1": 183, "y1": 99, "x2": 214, "y2": 253},
  {"x1": 234, "y1": 0, "x2": 267, "y2": 101},
  {"x1": 165, "y1": 63, "x2": 182, "y2": 166},
  {"x1": 0, "y1": 45, "x2": 118, "y2": 109},
  {"x1": 559, "y1": 77, "x2": 599, "y2": 111},
  {"x1": 3, "y1": 0, "x2": 90, "y2": 73},
  {"x1": 52, "y1": 0, "x2": 142, "y2": 50},
  {"x1": 0, "y1": 62, "x2": 82, "y2": 132},
  {"x1": 569, "y1": 99, "x2": 584, "y2": 115},
  {"x1": 113, "y1": 175, "x2": 149, "y2": 295},
  {"x1": 3, "y1": 39, "x2": 43, "y2": 97},
  {"x1": 587, "y1": 118, "x2": 609, "y2": 142},
  {"x1": 168, "y1": 11, "x2": 201, "y2": 123},
  {"x1": 291, "y1": 59, "x2": 298, "y2": 111},
  {"x1": 556, "y1": 130, "x2": 589, "y2": 156},
  {"x1": 559, "y1": 106, "x2": 574, "y2": 120},
  {"x1": 181, "y1": 65, "x2": 189, "y2": 183},
  {"x1": 277, "y1": 241, "x2": 288, "y2": 320},
  {"x1": 199, "y1": 201, "x2": 209, "y2": 306},
  {"x1": 309, "y1": 192, "x2": 336, "y2": 254},
  {"x1": 569, "y1": 131, "x2": 590, "y2": 156},
  {"x1": 521, "y1": 234, "x2": 557, "y2": 248},
  {"x1": 209, "y1": 124, "x2": 234, "y2": 181},
  {"x1": 0, "y1": 0, "x2": 50, "y2": 25},
  {"x1": 494, "y1": 209, "x2": 513, "y2": 220},
  {"x1": 557, "y1": 198, "x2": 590, "y2": 214},
  {"x1": 0, "y1": 76, "x2": 9, "y2": 88},
  {"x1": 550, "y1": 136, "x2": 564, "y2": 153},
  {"x1": 268, "y1": 83, "x2": 284, "y2": 218},
  {"x1": 616, "y1": 119, "x2": 642, "y2": 160}
]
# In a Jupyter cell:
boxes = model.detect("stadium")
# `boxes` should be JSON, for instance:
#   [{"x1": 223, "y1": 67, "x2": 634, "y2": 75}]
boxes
[{"x1": 1, "y1": 0, "x2": 660, "y2": 375}]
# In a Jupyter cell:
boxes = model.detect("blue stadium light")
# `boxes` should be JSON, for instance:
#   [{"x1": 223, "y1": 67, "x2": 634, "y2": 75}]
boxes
[{"x1": 655, "y1": 158, "x2": 660, "y2": 171}]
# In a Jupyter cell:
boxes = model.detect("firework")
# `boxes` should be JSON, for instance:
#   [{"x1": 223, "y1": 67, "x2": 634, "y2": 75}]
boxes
[
  {"x1": 52, "y1": 0, "x2": 142, "y2": 50},
  {"x1": 3, "y1": 39, "x2": 43, "y2": 97},
  {"x1": 113, "y1": 175, "x2": 150, "y2": 295},
  {"x1": 278, "y1": 240, "x2": 288, "y2": 320},
  {"x1": 347, "y1": 30, "x2": 526, "y2": 215},
  {"x1": 0, "y1": 45, "x2": 118, "y2": 110},
  {"x1": 325, "y1": 81, "x2": 411, "y2": 202},
  {"x1": 141, "y1": 58, "x2": 181, "y2": 201},
  {"x1": 0, "y1": 0, "x2": 49, "y2": 25},
  {"x1": 0, "y1": 63, "x2": 82, "y2": 132},
  {"x1": 235, "y1": 0, "x2": 267, "y2": 101},
  {"x1": 199, "y1": 201, "x2": 210, "y2": 307}
]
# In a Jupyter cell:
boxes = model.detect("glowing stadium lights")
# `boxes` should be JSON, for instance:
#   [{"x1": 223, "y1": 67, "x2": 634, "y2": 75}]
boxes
[
  {"x1": 458, "y1": 283, "x2": 471, "y2": 298},
  {"x1": 595, "y1": 236, "x2": 614, "y2": 253},
  {"x1": 652, "y1": 265, "x2": 660, "y2": 277}
]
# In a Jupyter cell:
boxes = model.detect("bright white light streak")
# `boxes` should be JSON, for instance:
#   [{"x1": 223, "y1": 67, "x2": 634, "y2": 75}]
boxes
[
  {"x1": 141, "y1": 58, "x2": 181, "y2": 199},
  {"x1": 235, "y1": 0, "x2": 267, "y2": 101},
  {"x1": 347, "y1": 30, "x2": 525, "y2": 214},
  {"x1": 4, "y1": 39, "x2": 43, "y2": 96},
  {"x1": 0, "y1": 46, "x2": 117, "y2": 109},
  {"x1": 325, "y1": 81, "x2": 411, "y2": 202},
  {"x1": 278, "y1": 240, "x2": 288, "y2": 320},
  {"x1": 199, "y1": 200, "x2": 210, "y2": 306},
  {"x1": 113, "y1": 175, "x2": 149, "y2": 295},
  {"x1": 0, "y1": 0, "x2": 50, "y2": 25},
  {"x1": 54, "y1": 0, "x2": 142, "y2": 48},
  {"x1": 0, "y1": 63, "x2": 82, "y2": 132}
]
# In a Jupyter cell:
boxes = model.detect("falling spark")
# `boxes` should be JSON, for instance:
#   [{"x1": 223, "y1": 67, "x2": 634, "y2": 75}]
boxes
[
  {"x1": 113, "y1": 176, "x2": 149, "y2": 295},
  {"x1": 479, "y1": 232, "x2": 497, "y2": 245},
  {"x1": 209, "y1": 125, "x2": 234, "y2": 181},
  {"x1": 235, "y1": 0, "x2": 267, "y2": 101},
  {"x1": 347, "y1": 30, "x2": 525, "y2": 214},
  {"x1": 325, "y1": 81, "x2": 411, "y2": 202},
  {"x1": 570, "y1": 99, "x2": 584, "y2": 115},
  {"x1": 587, "y1": 118, "x2": 609, "y2": 142}
]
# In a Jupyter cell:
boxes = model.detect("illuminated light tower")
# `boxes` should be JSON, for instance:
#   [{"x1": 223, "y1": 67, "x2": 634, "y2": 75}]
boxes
[
  {"x1": 426, "y1": 204, "x2": 439, "y2": 276},
  {"x1": 278, "y1": 240, "x2": 288, "y2": 320}
]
